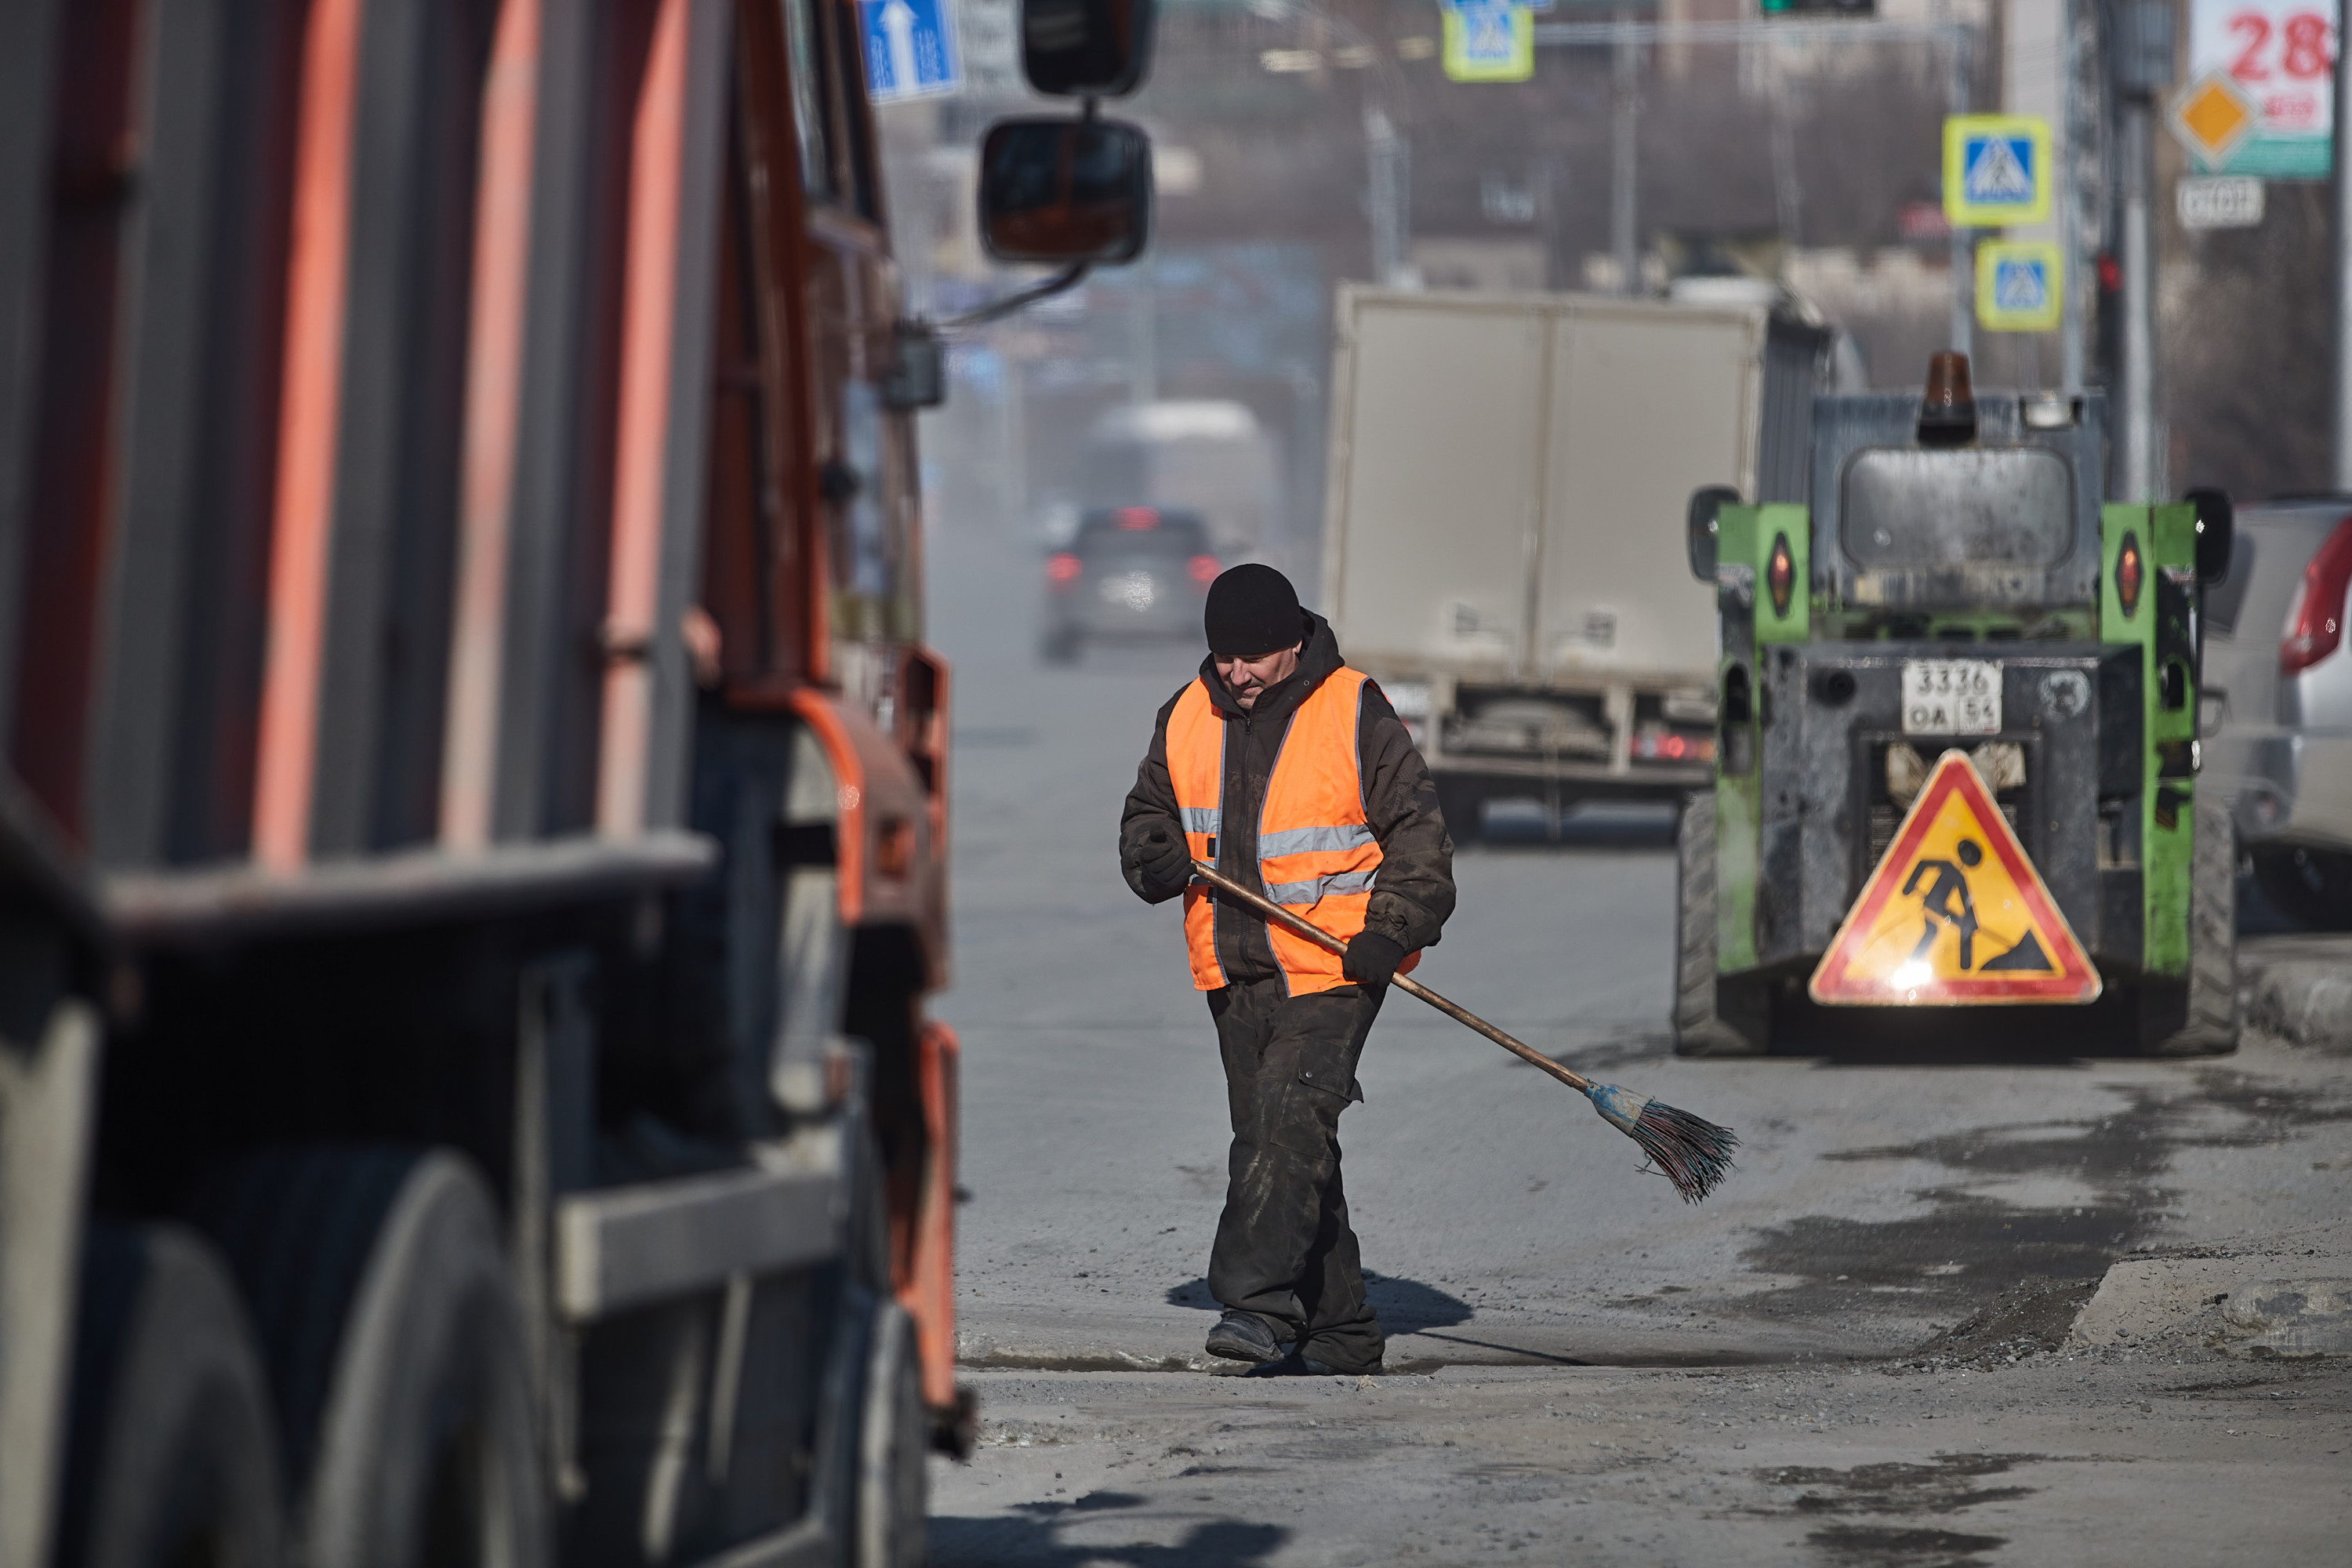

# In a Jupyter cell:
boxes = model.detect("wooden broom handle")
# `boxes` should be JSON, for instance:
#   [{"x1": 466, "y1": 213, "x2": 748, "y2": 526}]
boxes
[{"x1": 1188, "y1": 858, "x2": 1593, "y2": 1094}]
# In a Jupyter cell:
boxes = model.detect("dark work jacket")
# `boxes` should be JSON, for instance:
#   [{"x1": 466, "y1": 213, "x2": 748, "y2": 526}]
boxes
[{"x1": 1119, "y1": 611, "x2": 1457, "y2": 986}]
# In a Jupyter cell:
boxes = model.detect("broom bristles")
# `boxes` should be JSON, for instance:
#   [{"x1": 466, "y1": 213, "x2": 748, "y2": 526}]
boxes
[
  {"x1": 1628, "y1": 1099, "x2": 1739, "y2": 1203},
  {"x1": 1585, "y1": 1083, "x2": 1739, "y2": 1203}
]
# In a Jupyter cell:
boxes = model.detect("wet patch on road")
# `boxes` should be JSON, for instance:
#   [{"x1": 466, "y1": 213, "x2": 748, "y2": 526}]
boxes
[
  {"x1": 1736, "y1": 1071, "x2": 2352, "y2": 1330},
  {"x1": 1805, "y1": 1523, "x2": 2008, "y2": 1566},
  {"x1": 1755, "y1": 1452, "x2": 2041, "y2": 1516},
  {"x1": 1749, "y1": 1454, "x2": 2038, "y2": 1566}
]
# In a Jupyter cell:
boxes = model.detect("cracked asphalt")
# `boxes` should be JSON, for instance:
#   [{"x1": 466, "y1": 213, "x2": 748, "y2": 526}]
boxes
[{"x1": 925, "y1": 523, "x2": 2352, "y2": 1564}]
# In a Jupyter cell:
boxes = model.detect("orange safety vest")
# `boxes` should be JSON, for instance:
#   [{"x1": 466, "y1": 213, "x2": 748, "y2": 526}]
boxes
[{"x1": 1166, "y1": 668, "x2": 1421, "y2": 996}]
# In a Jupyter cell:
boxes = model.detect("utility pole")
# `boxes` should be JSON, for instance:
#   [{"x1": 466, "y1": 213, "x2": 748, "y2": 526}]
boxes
[
  {"x1": 1611, "y1": 12, "x2": 1640, "y2": 294},
  {"x1": 1365, "y1": 105, "x2": 1409, "y2": 285},
  {"x1": 2335, "y1": 0, "x2": 2352, "y2": 489},
  {"x1": 2113, "y1": 0, "x2": 2171, "y2": 502},
  {"x1": 1947, "y1": 20, "x2": 1972, "y2": 358},
  {"x1": 2060, "y1": 0, "x2": 2088, "y2": 391}
]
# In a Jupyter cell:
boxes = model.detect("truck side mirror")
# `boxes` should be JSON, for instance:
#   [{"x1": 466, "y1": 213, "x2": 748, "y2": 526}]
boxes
[
  {"x1": 1687, "y1": 485, "x2": 1739, "y2": 582},
  {"x1": 2187, "y1": 487, "x2": 2234, "y2": 585},
  {"x1": 978, "y1": 118, "x2": 1152, "y2": 265},
  {"x1": 1022, "y1": 0, "x2": 1156, "y2": 96}
]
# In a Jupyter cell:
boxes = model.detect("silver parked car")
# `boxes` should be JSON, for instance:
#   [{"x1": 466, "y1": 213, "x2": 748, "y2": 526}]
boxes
[
  {"x1": 1040, "y1": 506, "x2": 1221, "y2": 662},
  {"x1": 2201, "y1": 496, "x2": 2352, "y2": 924}
]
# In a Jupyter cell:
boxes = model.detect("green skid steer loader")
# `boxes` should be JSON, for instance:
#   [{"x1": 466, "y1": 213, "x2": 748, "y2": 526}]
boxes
[{"x1": 1675, "y1": 354, "x2": 2238, "y2": 1056}]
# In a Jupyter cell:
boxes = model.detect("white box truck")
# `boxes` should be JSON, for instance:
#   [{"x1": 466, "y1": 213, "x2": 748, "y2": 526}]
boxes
[{"x1": 1319, "y1": 285, "x2": 1825, "y2": 834}]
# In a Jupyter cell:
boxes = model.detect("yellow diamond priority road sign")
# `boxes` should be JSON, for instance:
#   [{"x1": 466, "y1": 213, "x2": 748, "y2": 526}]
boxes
[
  {"x1": 2169, "y1": 71, "x2": 2259, "y2": 169},
  {"x1": 1809, "y1": 750, "x2": 2100, "y2": 1007}
]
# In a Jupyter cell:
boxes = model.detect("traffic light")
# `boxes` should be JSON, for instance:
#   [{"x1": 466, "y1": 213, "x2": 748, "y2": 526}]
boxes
[{"x1": 1761, "y1": 0, "x2": 1875, "y2": 14}]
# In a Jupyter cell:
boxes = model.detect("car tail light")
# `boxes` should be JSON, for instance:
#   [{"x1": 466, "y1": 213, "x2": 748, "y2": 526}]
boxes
[
  {"x1": 1189, "y1": 554, "x2": 1218, "y2": 585},
  {"x1": 1633, "y1": 730, "x2": 1715, "y2": 764},
  {"x1": 2281, "y1": 516, "x2": 2352, "y2": 674},
  {"x1": 1116, "y1": 507, "x2": 1159, "y2": 530},
  {"x1": 1046, "y1": 551, "x2": 1082, "y2": 589}
]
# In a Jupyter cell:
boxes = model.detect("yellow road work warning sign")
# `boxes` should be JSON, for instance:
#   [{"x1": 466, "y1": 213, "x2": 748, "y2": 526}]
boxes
[{"x1": 1809, "y1": 750, "x2": 2100, "y2": 1007}]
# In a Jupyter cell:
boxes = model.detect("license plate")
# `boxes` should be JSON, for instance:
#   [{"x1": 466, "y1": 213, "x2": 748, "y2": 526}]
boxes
[{"x1": 1902, "y1": 659, "x2": 2001, "y2": 735}]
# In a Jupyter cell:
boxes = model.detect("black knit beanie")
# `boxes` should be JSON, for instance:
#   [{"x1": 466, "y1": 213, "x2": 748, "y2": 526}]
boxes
[{"x1": 1203, "y1": 564, "x2": 1303, "y2": 656}]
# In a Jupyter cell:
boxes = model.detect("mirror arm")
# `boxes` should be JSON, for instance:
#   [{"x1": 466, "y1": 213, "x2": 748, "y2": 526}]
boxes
[{"x1": 938, "y1": 261, "x2": 1092, "y2": 330}]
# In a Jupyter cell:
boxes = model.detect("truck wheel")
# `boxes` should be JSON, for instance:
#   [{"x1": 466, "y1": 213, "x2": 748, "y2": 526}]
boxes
[
  {"x1": 856, "y1": 1303, "x2": 929, "y2": 1568},
  {"x1": 53, "y1": 1225, "x2": 283, "y2": 1568},
  {"x1": 187, "y1": 1147, "x2": 549, "y2": 1568},
  {"x1": 2151, "y1": 800, "x2": 2241, "y2": 1057},
  {"x1": 1673, "y1": 793, "x2": 1769, "y2": 1057}
]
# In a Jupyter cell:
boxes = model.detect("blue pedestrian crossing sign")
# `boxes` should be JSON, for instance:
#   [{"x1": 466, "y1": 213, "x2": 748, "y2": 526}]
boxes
[
  {"x1": 1975, "y1": 241, "x2": 2062, "y2": 332},
  {"x1": 1943, "y1": 114, "x2": 2051, "y2": 228},
  {"x1": 862, "y1": 0, "x2": 960, "y2": 103},
  {"x1": 1441, "y1": 0, "x2": 1534, "y2": 82}
]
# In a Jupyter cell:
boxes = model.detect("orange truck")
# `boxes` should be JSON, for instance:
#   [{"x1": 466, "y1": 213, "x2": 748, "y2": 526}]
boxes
[{"x1": 0, "y1": 0, "x2": 1150, "y2": 1564}]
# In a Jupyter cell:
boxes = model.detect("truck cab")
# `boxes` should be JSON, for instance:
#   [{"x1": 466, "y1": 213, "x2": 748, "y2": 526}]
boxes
[{"x1": 1677, "y1": 355, "x2": 2238, "y2": 1057}]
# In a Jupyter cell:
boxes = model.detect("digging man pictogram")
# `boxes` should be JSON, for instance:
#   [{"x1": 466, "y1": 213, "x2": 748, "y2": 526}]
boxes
[{"x1": 1902, "y1": 838, "x2": 1984, "y2": 970}]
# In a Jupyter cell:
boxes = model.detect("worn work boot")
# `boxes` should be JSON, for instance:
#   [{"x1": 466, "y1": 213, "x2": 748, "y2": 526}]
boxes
[{"x1": 1204, "y1": 1310, "x2": 1284, "y2": 1364}]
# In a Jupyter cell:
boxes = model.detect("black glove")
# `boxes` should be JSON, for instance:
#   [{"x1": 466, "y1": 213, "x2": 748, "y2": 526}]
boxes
[
  {"x1": 1342, "y1": 931, "x2": 1406, "y2": 990},
  {"x1": 1132, "y1": 825, "x2": 1190, "y2": 895}
]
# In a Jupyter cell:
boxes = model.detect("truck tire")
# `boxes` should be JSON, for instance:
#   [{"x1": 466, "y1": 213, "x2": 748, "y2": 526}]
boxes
[
  {"x1": 2151, "y1": 800, "x2": 2241, "y2": 1057},
  {"x1": 1673, "y1": 793, "x2": 1769, "y2": 1057},
  {"x1": 53, "y1": 1224, "x2": 284, "y2": 1568},
  {"x1": 856, "y1": 1303, "x2": 929, "y2": 1568},
  {"x1": 187, "y1": 1146, "x2": 549, "y2": 1568}
]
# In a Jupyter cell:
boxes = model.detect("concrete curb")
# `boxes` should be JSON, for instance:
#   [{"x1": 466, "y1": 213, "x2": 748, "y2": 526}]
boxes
[
  {"x1": 2237, "y1": 935, "x2": 2352, "y2": 1055},
  {"x1": 2072, "y1": 1223, "x2": 2352, "y2": 1356}
]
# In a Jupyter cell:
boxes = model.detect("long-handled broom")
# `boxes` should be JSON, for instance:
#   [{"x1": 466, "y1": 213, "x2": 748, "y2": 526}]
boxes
[{"x1": 1191, "y1": 858, "x2": 1740, "y2": 1203}]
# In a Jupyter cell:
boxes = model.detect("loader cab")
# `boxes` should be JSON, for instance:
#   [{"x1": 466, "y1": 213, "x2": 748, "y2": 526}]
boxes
[{"x1": 1805, "y1": 384, "x2": 2109, "y2": 641}]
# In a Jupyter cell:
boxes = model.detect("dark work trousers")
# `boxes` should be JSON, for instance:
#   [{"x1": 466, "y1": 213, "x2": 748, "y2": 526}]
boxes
[{"x1": 1205, "y1": 975, "x2": 1386, "y2": 1372}]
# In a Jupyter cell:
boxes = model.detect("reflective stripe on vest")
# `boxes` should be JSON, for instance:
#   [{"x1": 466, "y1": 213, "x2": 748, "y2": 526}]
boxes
[{"x1": 1165, "y1": 669, "x2": 1421, "y2": 996}]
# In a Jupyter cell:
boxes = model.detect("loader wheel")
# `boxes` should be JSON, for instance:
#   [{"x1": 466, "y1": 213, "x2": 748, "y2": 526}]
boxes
[
  {"x1": 2149, "y1": 800, "x2": 2241, "y2": 1057},
  {"x1": 187, "y1": 1146, "x2": 549, "y2": 1568},
  {"x1": 53, "y1": 1224, "x2": 284, "y2": 1568},
  {"x1": 1673, "y1": 793, "x2": 1769, "y2": 1057},
  {"x1": 856, "y1": 1302, "x2": 930, "y2": 1568}
]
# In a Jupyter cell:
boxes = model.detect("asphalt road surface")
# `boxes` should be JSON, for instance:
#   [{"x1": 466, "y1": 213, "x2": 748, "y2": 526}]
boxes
[{"x1": 922, "y1": 521, "x2": 2352, "y2": 1565}]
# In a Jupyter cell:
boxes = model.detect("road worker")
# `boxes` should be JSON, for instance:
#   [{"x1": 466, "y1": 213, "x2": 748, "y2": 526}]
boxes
[{"x1": 1120, "y1": 564, "x2": 1455, "y2": 1374}]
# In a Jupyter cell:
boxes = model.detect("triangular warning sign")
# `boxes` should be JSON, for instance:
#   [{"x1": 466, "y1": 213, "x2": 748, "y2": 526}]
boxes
[
  {"x1": 1964, "y1": 136, "x2": 2032, "y2": 204},
  {"x1": 1809, "y1": 750, "x2": 2100, "y2": 1006}
]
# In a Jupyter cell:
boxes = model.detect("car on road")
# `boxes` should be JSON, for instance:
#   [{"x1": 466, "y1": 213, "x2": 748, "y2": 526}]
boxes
[
  {"x1": 1041, "y1": 506, "x2": 1220, "y2": 662},
  {"x1": 2201, "y1": 496, "x2": 2352, "y2": 926}
]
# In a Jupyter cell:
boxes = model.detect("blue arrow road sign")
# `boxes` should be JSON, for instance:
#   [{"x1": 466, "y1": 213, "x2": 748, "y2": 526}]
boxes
[{"x1": 862, "y1": 0, "x2": 960, "y2": 103}]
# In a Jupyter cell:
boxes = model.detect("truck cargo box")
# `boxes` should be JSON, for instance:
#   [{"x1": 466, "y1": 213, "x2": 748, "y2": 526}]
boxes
[{"x1": 1320, "y1": 285, "x2": 1824, "y2": 826}]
